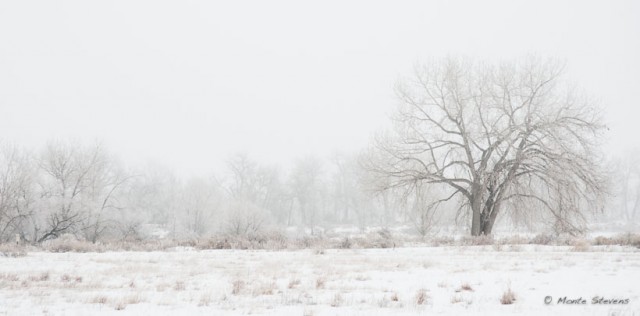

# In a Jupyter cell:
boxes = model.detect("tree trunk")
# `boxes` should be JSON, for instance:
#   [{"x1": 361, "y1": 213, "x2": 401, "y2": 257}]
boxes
[
  {"x1": 480, "y1": 215, "x2": 496, "y2": 235},
  {"x1": 471, "y1": 198, "x2": 501, "y2": 236},
  {"x1": 470, "y1": 193, "x2": 483, "y2": 236}
]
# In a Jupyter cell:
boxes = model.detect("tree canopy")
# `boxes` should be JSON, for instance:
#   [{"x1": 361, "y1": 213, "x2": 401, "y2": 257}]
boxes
[{"x1": 366, "y1": 57, "x2": 607, "y2": 236}]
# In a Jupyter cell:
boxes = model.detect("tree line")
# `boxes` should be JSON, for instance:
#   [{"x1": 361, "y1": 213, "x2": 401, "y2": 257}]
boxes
[
  {"x1": 1, "y1": 57, "x2": 637, "y2": 243},
  {"x1": 0, "y1": 141, "x2": 429, "y2": 243}
]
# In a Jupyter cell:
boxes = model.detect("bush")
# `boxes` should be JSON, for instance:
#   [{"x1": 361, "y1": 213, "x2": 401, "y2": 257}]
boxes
[
  {"x1": 529, "y1": 233, "x2": 555, "y2": 245},
  {"x1": 338, "y1": 237, "x2": 352, "y2": 249},
  {"x1": 570, "y1": 238, "x2": 591, "y2": 252},
  {"x1": 43, "y1": 234, "x2": 100, "y2": 253},
  {"x1": 593, "y1": 233, "x2": 640, "y2": 247},
  {"x1": 429, "y1": 236, "x2": 455, "y2": 246},
  {"x1": 365, "y1": 229, "x2": 398, "y2": 248},
  {"x1": 0, "y1": 243, "x2": 27, "y2": 257}
]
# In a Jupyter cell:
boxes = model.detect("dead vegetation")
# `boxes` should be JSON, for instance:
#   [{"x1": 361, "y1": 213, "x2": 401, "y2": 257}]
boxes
[
  {"x1": 500, "y1": 288, "x2": 516, "y2": 305},
  {"x1": 5, "y1": 231, "x2": 637, "y2": 253},
  {"x1": 456, "y1": 283, "x2": 473, "y2": 292},
  {"x1": 415, "y1": 288, "x2": 429, "y2": 305},
  {"x1": 231, "y1": 279, "x2": 244, "y2": 295}
]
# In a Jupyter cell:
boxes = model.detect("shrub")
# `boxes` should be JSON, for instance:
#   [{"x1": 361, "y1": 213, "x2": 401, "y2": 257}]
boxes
[
  {"x1": 339, "y1": 237, "x2": 352, "y2": 249},
  {"x1": 529, "y1": 233, "x2": 555, "y2": 245},
  {"x1": 571, "y1": 239, "x2": 591, "y2": 252},
  {"x1": 430, "y1": 236, "x2": 455, "y2": 247},
  {"x1": 43, "y1": 234, "x2": 99, "y2": 253},
  {"x1": 0, "y1": 243, "x2": 27, "y2": 257},
  {"x1": 593, "y1": 233, "x2": 640, "y2": 247}
]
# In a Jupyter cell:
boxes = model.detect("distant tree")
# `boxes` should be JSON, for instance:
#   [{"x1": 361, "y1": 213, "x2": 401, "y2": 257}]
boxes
[
  {"x1": 222, "y1": 153, "x2": 284, "y2": 232},
  {"x1": 179, "y1": 176, "x2": 222, "y2": 237},
  {"x1": 224, "y1": 199, "x2": 266, "y2": 236},
  {"x1": 225, "y1": 153, "x2": 282, "y2": 209},
  {"x1": 0, "y1": 142, "x2": 35, "y2": 242},
  {"x1": 410, "y1": 184, "x2": 441, "y2": 237},
  {"x1": 366, "y1": 57, "x2": 607, "y2": 236},
  {"x1": 289, "y1": 157, "x2": 325, "y2": 233},
  {"x1": 36, "y1": 141, "x2": 129, "y2": 243},
  {"x1": 612, "y1": 149, "x2": 640, "y2": 226}
]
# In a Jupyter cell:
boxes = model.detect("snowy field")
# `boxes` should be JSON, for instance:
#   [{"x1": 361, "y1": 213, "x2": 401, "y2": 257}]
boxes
[{"x1": 1, "y1": 246, "x2": 639, "y2": 316}]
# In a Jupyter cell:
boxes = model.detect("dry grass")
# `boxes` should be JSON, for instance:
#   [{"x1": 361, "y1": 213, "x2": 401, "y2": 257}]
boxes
[
  {"x1": 253, "y1": 282, "x2": 276, "y2": 296},
  {"x1": 415, "y1": 288, "x2": 429, "y2": 305},
  {"x1": 460, "y1": 235, "x2": 494, "y2": 246},
  {"x1": 571, "y1": 239, "x2": 591, "y2": 252},
  {"x1": 90, "y1": 295, "x2": 108, "y2": 304},
  {"x1": 315, "y1": 277, "x2": 326, "y2": 289},
  {"x1": 232, "y1": 279, "x2": 244, "y2": 295},
  {"x1": 354, "y1": 274, "x2": 370, "y2": 281},
  {"x1": 287, "y1": 278, "x2": 301, "y2": 289},
  {"x1": 198, "y1": 292, "x2": 212, "y2": 306},
  {"x1": 0, "y1": 243, "x2": 27, "y2": 257},
  {"x1": 456, "y1": 283, "x2": 473, "y2": 292},
  {"x1": 1, "y1": 273, "x2": 19, "y2": 282},
  {"x1": 13, "y1": 232, "x2": 640, "y2": 254},
  {"x1": 173, "y1": 281, "x2": 186, "y2": 291},
  {"x1": 330, "y1": 293, "x2": 344, "y2": 307},
  {"x1": 500, "y1": 288, "x2": 516, "y2": 305},
  {"x1": 124, "y1": 294, "x2": 143, "y2": 304},
  {"x1": 60, "y1": 274, "x2": 82, "y2": 283},
  {"x1": 593, "y1": 233, "x2": 640, "y2": 247}
]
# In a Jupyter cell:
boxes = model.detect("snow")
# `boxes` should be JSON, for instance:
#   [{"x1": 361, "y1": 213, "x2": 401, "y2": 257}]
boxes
[{"x1": 1, "y1": 246, "x2": 639, "y2": 315}]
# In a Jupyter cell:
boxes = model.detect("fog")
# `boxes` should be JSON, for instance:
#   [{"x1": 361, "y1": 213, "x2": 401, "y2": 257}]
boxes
[
  {"x1": 1, "y1": 0, "x2": 639, "y2": 176},
  {"x1": 2, "y1": 2, "x2": 640, "y2": 315},
  {"x1": 1, "y1": 1, "x2": 640, "y2": 239}
]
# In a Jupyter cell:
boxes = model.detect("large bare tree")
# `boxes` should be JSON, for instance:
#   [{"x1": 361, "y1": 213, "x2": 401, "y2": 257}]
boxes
[{"x1": 366, "y1": 57, "x2": 607, "y2": 236}]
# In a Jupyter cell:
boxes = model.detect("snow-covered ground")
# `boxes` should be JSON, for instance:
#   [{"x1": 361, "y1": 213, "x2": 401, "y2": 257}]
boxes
[{"x1": 1, "y1": 246, "x2": 639, "y2": 315}]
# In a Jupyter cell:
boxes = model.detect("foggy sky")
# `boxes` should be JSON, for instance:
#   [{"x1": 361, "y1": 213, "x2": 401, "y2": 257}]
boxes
[{"x1": 1, "y1": 0, "x2": 639, "y2": 175}]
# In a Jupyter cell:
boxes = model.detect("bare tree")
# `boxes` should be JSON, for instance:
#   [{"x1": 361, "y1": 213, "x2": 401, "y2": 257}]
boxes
[
  {"x1": 289, "y1": 156, "x2": 325, "y2": 234},
  {"x1": 222, "y1": 153, "x2": 285, "y2": 232},
  {"x1": 410, "y1": 184, "x2": 442, "y2": 237},
  {"x1": 179, "y1": 176, "x2": 222, "y2": 237},
  {"x1": 612, "y1": 149, "x2": 640, "y2": 227},
  {"x1": 36, "y1": 141, "x2": 129, "y2": 243},
  {"x1": 0, "y1": 143, "x2": 35, "y2": 242},
  {"x1": 366, "y1": 57, "x2": 607, "y2": 236},
  {"x1": 224, "y1": 199, "x2": 266, "y2": 236}
]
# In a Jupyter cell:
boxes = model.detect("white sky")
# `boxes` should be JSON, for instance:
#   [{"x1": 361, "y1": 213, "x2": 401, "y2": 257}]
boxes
[{"x1": 1, "y1": 0, "x2": 639, "y2": 175}]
